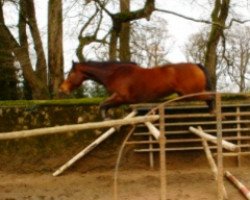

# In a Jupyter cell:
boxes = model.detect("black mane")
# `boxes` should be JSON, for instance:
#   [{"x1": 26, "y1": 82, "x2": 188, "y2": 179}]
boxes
[{"x1": 79, "y1": 60, "x2": 138, "y2": 67}]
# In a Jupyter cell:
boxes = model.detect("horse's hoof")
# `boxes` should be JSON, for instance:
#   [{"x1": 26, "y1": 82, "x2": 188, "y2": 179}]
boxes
[
  {"x1": 115, "y1": 126, "x2": 121, "y2": 132},
  {"x1": 104, "y1": 117, "x2": 111, "y2": 121},
  {"x1": 209, "y1": 110, "x2": 226, "y2": 120}
]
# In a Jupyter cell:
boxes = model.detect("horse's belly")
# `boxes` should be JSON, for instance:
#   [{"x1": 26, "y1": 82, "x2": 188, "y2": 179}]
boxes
[{"x1": 131, "y1": 85, "x2": 174, "y2": 102}]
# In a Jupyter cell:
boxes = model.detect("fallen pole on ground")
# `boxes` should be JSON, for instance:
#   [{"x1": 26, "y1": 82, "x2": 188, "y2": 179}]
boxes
[
  {"x1": 225, "y1": 171, "x2": 250, "y2": 200},
  {"x1": 189, "y1": 126, "x2": 237, "y2": 152},
  {"x1": 0, "y1": 115, "x2": 159, "y2": 140},
  {"x1": 200, "y1": 128, "x2": 228, "y2": 199},
  {"x1": 53, "y1": 111, "x2": 137, "y2": 176}
]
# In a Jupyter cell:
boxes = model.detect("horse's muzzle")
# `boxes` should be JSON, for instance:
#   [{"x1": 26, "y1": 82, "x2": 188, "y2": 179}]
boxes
[{"x1": 58, "y1": 83, "x2": 71, "y2": 95}]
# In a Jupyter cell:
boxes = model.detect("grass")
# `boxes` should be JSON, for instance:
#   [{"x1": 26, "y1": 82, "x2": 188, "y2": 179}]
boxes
[
  {"x1": 0, "y1": 93, "x2": 249, "y2": 107},
  {"x1": 0, "y1": 98, "x2": 104, "y2": 107}
]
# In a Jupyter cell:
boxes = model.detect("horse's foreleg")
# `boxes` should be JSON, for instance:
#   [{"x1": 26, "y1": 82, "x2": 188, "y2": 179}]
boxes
[
  {"x1": 99, "y1": 93, "x2": 125, "y2": 119},
  {"x1": 206, "y1": 99, "x2": 215, "y2": 114}
]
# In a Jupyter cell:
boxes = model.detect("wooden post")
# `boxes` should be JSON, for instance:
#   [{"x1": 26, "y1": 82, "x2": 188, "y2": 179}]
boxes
[
  {"x1": 216, "y1": 93, "x2": 224, "y2": 200},
  {"x1": 159, "y1": 105, "x2": 167, "y2": 200},
  {"x1": 236, "y1": 107, "x2": 242, "y2": 167},
  {"x1": 53, "y1": 111, "x2": 137, "y2": 176},
  {"x1": 149, "y1": 135, "x2": 154, "y2": 169}
]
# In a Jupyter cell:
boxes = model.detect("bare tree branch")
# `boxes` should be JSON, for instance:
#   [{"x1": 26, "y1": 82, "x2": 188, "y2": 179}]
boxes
[
  {"x1": 226, "y1": 18, "x2": 250, "y2": 28},
  {"x1": 79, "y1": 7, "x2": 99, "y2": 37},
  {"x1": 94, "y1": 0, "x2": 113, "y2": 17},
  {"x1": 76, "y1": 3, "x2": 109, "y2": 61},
  {"x1": 156, "y1": 8, "x2": 212, "y2": 25},
  {"x1": 155, "y1": 8, "x2": 250, "y2": 29}
]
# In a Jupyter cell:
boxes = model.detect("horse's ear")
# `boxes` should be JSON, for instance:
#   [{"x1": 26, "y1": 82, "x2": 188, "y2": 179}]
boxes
[{"x1": 72, "y1": 60, "x2": 77, "y2": 69}]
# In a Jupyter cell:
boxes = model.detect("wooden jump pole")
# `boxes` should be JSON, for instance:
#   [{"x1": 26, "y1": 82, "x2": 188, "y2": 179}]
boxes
[
  {"x1": 189, "y1": 126, "x2": 237, "y2": 152},
  {"x1": 53, "y1": 111, "x2": 137, "y2": 176},
  {"x1": 0, "y1": 115, "x2": 159, "y2": 140},
  {"x1": 225, "y1": 171, "x2": 250, "y2": 200}
]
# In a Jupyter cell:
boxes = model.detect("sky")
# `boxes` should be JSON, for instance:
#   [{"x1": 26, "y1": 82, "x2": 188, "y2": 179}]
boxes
[
  {"x1": 4, "y1": 0, "x2": 250, "y2": 69},
  {"x1": 33, "y1": 0, "x2": 210, "y2": 66},
  {"x1": 155, "y1": 1, "x2": 250, "y2": 62},
  {"x1": 154, "y1": 1, "x2": 210, "y2": 62}
]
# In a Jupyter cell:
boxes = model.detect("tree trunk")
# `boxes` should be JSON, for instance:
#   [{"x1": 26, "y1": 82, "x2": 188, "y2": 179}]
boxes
[
  {"x1": 205, "y1": 0, "x2": 230, "y2": 90},
  {"x1": 26, "y1": 0, "x2": 47, "y2": 84},
  {"x1": 119, "y1": 0, "x2": 131, "y2": 61},
  {"x1": 109, "y1": 23, "x2": 120, "y2": 60},
  {"x1": 48, "y1": 0, "x2": 64, "y2": 98},
  {"x1": 0, "y1": 1, "x2": 49, "y2": 99},
  {"x1": 108, "y1": 0, "x2": 155, "y2": 61},
  {"x1": 0, "y1": 1, "x2": 18, "y2": 100},
  {"x1": 18, "y1": 0, "x2": 49, "y2": 99},
  {"x1": 0, "y1": 34, "x2": 18, "y2": 99}
]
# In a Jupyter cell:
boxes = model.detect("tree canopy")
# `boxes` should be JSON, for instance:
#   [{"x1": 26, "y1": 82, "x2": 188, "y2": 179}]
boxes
[{"x1": 0, "y1": 0, "x2": 249, "y2": 100}]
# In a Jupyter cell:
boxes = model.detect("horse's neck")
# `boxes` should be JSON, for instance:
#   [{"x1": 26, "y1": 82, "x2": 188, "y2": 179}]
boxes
[{"x1": 83, "y1": 65, "x2": 113, "y2": 85}]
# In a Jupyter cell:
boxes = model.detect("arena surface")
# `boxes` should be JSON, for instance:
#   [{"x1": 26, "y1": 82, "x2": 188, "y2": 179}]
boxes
[{"x1": 0, "y1": 167, "x2": 249, "y2": 200}]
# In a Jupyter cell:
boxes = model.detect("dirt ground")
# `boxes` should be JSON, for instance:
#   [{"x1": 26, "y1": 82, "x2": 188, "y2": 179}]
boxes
[
  {"x1": 0, "y1": 139, "x2": 249, "y2": 200},
  {"x1": 0, "y1": 167, "x2": 250, "y2": 200}
]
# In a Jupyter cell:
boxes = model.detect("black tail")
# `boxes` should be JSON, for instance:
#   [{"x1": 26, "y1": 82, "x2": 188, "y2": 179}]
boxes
[
  {"x1": 196, "y1": 63, "x2": 213, "y2": 92},
  {"x1": 196, "y1": 63, "x2": 215, "y2": 113}
]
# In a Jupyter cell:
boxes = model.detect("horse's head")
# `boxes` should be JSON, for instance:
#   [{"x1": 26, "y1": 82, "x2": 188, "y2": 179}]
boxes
[{"x1": 59, "y1": 61, "x2": 87, "y2": 94}]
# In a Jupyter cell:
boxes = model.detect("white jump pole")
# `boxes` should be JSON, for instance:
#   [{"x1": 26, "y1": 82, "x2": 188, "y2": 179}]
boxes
[
  {"x1": 144, "y1": 122, "x2": 160, "y2": 140},
  {"x1": 0, "y1": 115, "x2": 159, "y2": 140},
  {"x1": 53, "y1": 111, "x2": 137, "y2": 176},
  {"x1": 189, "y1": 126, "x2": 237, "y2": 152}
]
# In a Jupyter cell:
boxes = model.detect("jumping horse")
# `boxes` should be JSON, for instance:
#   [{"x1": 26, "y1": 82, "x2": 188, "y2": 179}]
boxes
[{"x1": 59, "y1": 61, "x2": 214, "y2": 118}]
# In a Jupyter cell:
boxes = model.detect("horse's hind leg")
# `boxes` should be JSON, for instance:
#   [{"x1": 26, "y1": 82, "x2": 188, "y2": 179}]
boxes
[
  {"x1": 195, "y1": 92, "x2": 215, "y2": 114},
  {"x1": 99, "y1": 93, "x2": 125, "y2": 119}
]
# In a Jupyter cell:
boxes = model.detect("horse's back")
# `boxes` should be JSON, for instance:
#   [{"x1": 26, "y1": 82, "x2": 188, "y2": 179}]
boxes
[{"x1": 106, "y1": 62, "x2": 210, "y2": 102}]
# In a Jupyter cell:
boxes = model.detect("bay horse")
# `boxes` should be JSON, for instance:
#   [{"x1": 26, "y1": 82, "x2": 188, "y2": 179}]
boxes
[{"x1": 59, "y1": 61, "x2": 214, "y2": 118}]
